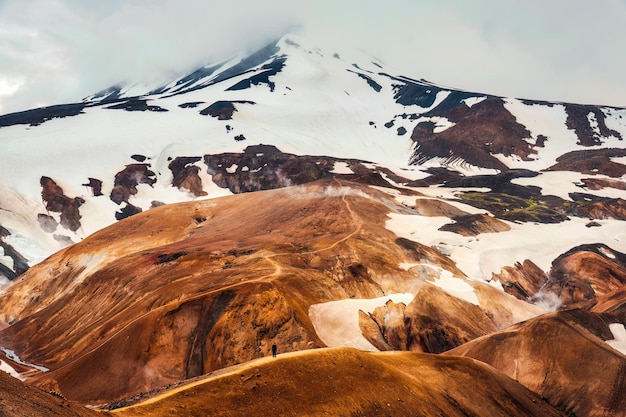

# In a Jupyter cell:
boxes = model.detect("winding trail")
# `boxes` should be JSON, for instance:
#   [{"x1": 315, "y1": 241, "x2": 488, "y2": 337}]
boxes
[{"x1": 41, "y1": 184, "x2": 365, "y2": 377}]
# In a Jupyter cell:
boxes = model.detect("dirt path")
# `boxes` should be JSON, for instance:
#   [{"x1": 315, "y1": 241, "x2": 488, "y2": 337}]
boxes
[{"x1": 49, "y1": 186, "x2": 364, "y2": 376}]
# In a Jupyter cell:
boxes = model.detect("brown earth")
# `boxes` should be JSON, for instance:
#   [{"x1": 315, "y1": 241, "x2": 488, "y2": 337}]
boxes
[
  {"x1": 40, "y1": 176, "x2": 85, "y2": 232},
  {"x1": 493, "y1": 259, "x2": 548, "y2": 300},
  {"x1": 168, "y1": 156, "x2": 207, "y2": 197},
  {"x1": 109, "y1": 348, "x2": 566, "y2": 417},
  {"x1": 410, "y1": 97, "x2": 536, "y2": 171},
  {"x1": 0, "y1": 179, "x2": 457, "y2": 404},
  {"x1": 0, "y1": 370, "x2": 105, "y2": 417},
  {"x1": 581, "y1": 177, "x2": 626, "y2": 191},
  {"x1": 447, "y1": 308, "x2": 626, "y2": 417},
  {"x1": 412, "y1": 198, "x2": 469, "y2": 217},
  {"x1": 438, "y1": 213, "x2": 510, "y2": 236},
  {"x1": 545, "y1": 244, "x2": 626, "y2": 306},
  {"x1": 563, "y1": 104, "x2": 623, "y2": 146}
]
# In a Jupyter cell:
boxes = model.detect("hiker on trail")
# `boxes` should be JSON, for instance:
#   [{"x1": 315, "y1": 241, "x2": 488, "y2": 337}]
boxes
[{"x1": 272, "y1": 343, "x2": 277, "y2": 358}]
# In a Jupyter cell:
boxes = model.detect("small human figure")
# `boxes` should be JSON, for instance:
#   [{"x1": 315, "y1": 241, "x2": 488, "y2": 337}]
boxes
[{"x1": 271, "y1": 343, "x2": 277, "y2": 358}]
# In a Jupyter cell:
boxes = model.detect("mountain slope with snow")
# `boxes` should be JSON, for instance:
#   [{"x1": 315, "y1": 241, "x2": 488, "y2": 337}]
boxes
[
  {"x1": 1, "y1": 33, "x2": 625, "y2": 283},
  {"x1": 1, "y1": 33, "x2": 625, "y2": 417}
]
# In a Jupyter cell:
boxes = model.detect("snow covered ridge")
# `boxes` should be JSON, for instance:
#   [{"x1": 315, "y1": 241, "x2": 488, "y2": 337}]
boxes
[{"x1": 0, "y1": 32, "x2": 626, "y2": 284}]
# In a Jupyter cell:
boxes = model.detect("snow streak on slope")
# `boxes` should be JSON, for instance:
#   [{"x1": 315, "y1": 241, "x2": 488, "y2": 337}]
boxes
[{"x1": 607, "y1": 323, "x2": 626, "y2": 355}]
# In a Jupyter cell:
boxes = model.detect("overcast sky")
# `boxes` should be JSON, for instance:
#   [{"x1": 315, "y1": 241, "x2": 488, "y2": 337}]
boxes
[{"x1": 1, "y1": 0, "x2": 625, "y2": 115}]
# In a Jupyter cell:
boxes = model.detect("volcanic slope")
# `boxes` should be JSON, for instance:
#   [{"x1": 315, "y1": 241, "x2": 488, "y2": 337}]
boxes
[
  {"x1": 447, "y1": 308, "x2": 626, "y2": 417},
  {"x1": 107, "y1": 348, "x2": 566, "y2": 417},
  {"x1": 0, "y1": 369, "x2": 105, "y2": 417},
  {"x1": 0, "y1": 177, "x2": 559, "y2": 406},
  {"x1": 0, "y1": 179, "x2": 509, "y2": 404}
]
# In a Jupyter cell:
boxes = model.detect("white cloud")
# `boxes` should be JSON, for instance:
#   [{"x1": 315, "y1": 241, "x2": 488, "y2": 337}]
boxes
[{"x1": 0, "y1": 0, "x2": 625, "y2": 114}]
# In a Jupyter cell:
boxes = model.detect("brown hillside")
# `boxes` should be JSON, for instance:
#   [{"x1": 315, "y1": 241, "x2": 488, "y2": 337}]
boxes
[
  {"x1": 0, "y1": 370, "x2": 104, "y2": 417},
  {"x1": 0, "y1": 179, "x2": 466, "y2": 404},
  {"x1": 447, "y1": 309, "x2": 626, "y2": 417},
  {"x1": 110, "y1": 348, "x2": 565, "y2": 417}
]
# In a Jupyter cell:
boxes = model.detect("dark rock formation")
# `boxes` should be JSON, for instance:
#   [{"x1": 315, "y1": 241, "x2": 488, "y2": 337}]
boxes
[
  {"x1": 545, "y1": 148, "x2": 626, "y2": 177},
  {"x1": 360, "y1": 285, "x2": 497, "y2": 353},
  {"x1": 580, "y1": 177, "x2": 626, "y2": 190},
  {"x1": 494, "y1": 244, "x2": 626, "y2": 308},
  {"x1": 168, "y1": 157, "x2": 207, "y2": 197},
  {"x1": 110, "y1": 164, "x2": 156, "y2": 205},
  {"x1": 563, "y1": 193, "x2": 626, "y2": 220},
  {"x1": 115, "y1": 203, "x2": 142, "y2": 221},
  {"x1": 105, "y1": 99, "x2": 168, "y2": 112},
  {"x1": 544, "y1": 244, "x2": 626, "y2": 306},
  {"x1": 199, "y1": 100, "x2": 255, "y2": 120},
  {"x1": 493, "y1": 260, "x2": 549, "y2": 301},
  {"x1": 410, "y1": 98, "x2": 536, "y2": 171},
  {"x1": 563, "y1": 104, "x2": 622, "y2": 146},
  {"x1": 226, "y1": 56, "x2": 286, "y2": 92},
  {"x1": 0, "y1": 238, "x2": 29, "y2": 278},
  {"x1": 82, "y1": 178, "x2": 103, "y2": 196},
  {"x1": 0, "y1": 103, "x2": 85, "y2": 128},
  {"x1": 40, "y1": 177, "x2": 84, "y2": 232},
  {"x1": 439, "y1": 213, "x2": 510, "y2": 236},
  {"x1": 204, "y1": 144, "x2": 336, "y2": 194}
]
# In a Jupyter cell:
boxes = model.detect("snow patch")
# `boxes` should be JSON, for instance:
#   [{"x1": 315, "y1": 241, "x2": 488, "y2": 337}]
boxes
[
  {"x1": 611, "y1": 156, "x2": 626, "y2": 166},
  {"x1": 462, "y1": 96, "x2": 487, "y2": 108},
  {"x1": 606, "y1": 323, "x2": 626, "y2": 355},
  {"x1": 330, "y1": 161, "x2": 353, "y2": 174},
  {"x1": 417, "y1": 116, "x2": 456, "y2": 133},
  {"x1": 226, "y1": 164, "x2": 238, "y2": 174},
  {"x1": 0, "y1": 359, "x2": 24, "y2": 380},
  {"x1": 309, "y1": 293, "x2": 415, "y2": 351},
  {"x1": 599, "y1": 246, "x2": 616, "y2": 259},
  {"x1": 0, "y1": 347, "x2": 48, "y2": 372},
  {"x1": 430, "y1": 271, "x2": 479, "y2": 305}
]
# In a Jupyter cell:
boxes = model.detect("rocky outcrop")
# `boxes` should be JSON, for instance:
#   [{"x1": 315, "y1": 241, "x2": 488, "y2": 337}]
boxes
[
  {"x1": 545, "y1": 148, "x2": 626, "y2": 177},
  {"x1": 544, "y1": 244, "x2": 626, "y2": 306},
  {"x1": 199, "y1": 100, "x2": 255, "y2": 119},
  {"x1": 563, "y1": 103, "x2": 623, "y2": 146},
  {"x1": 40, "y1": 176, "x2": 84, "y2": 232},
  {"x1": 82, "y1": 178, "x2": 103, "y2": 196},
  {"x1": 410, "y1": 98, "x2": 536, "y2": 171},
  {"x1": 204, "y1": 144, "x2": 335, "y2": 193},
  {"x1": 203, "y1": 144, "x2": 411, "y2": 195},
  {"x1": 0, "y1": 226, "x2": 30, "y2": 280},
  {"x1": 493, "y1": 259, "x2": 548, "y2": 301},
  {"x1": 360, "y1": 285, "x2": 497, "y2": 353},
  {"x1": 168, "y1": 156, "x2": 207, "y2": 197},
  {"x1": 564, "y1": 193, "x2": 626, "y2": 220},
  {"x1": 110, "y1": 164, "x2": 156, "y2": 205},
  {"x1": 438, "y1": 213, "x2": 510, "y2": 236},
  {"x1": 493, "y1": 244, "x2": 626, "y2": 308}
]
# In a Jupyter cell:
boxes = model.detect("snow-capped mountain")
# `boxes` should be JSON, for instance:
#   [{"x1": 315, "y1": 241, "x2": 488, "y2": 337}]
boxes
[
  {"x1": 1, "y1": 33, "x2": 626, "y2": 416},
  {"x1": 1, "y1": 33, "x2": 624, "y2": 283}
]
